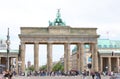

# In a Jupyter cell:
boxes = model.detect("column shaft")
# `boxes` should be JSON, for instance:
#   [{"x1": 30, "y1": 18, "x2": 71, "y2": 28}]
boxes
[
  {"x1": 34, "y1": 42, "x2": 39, "y2": 71},
  {"x1": 0, "y1": 57, "x2": 1, "y2": 64},
  {"x1": 20, "y1": 42, "x2": 25, "y2": 72},
  {"x1": 78, "y1": 43, "x2": 84, "y2": 72},
  {"x1": 91, "y1": 43, "x2": 98, "y2": 71},
  {"x1": 94, "y1": 43, "x2": 98, "y2": 71},
  {"x1": 108, "y1": 57, "x2": 111, "y2": 72},
  {"x1": 47, "y1": 43, "x2": 52, "y2": 73},
  {"x1": 10, "y1": 58, "x2": 13, "y2": 71},
  {"x1": 91, "y1": 43, "x2": 94, "y2": 70},
  {"x1": 80, "y1": 43, "x2": 84, "y2": 72},
  {"x1": 64, "y1": 43, "x2": 70, "y2": 73},
  {"x1": 100, "y1": 57, "x2": 103, "y2": 72},
  {"x1": 16, "y1": 57, "x2": 18, "y2": 74},
  {"x1": 77, "y1": 44, "x2": 80, "y2": 71},
  {"x1": 117, "y1": 57, "x2": 119, "y2": 72}
]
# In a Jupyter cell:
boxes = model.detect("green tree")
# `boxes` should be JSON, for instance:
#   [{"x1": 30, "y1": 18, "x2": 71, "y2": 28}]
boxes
[
  {"x1": 28, "y1": 65, "x2": 34, "y2": 71},
  {"x1": 40, "y1": 65, "x2": 47, "y2": 70},
  {"x1": 52, "y1": 62, "x2": 64, "y2": 71}
]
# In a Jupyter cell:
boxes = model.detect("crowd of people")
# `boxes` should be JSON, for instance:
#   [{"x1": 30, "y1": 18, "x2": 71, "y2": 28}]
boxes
[
  {"x1": 2, "y1": 70, "x2": 13, "y2": 79},
  {"x1": 82, "y1": 70, "x2": 101, "y2": 79},
  {"x1": 0, "y1": 69, "x2": 115, "y2": 79},
  {"x1": 19, "y1": 69, "x2": 102, "y2": 79}
]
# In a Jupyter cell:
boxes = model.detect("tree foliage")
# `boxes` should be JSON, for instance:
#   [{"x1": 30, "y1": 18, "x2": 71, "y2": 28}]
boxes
[
  {"x1": 40, "y1": 65, "x2": 47, "y2": 70},
  {"x1": 52, "y1": 62, "x2": 64, "y2": 71},
  {"x1": 28, "y1": 65, "x2": 34, "y2": 71}
]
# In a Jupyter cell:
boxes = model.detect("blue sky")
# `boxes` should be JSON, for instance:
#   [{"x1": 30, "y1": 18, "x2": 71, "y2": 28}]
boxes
[{"x1": 0, "y1": 0, "x2": 120, "y2": 66}]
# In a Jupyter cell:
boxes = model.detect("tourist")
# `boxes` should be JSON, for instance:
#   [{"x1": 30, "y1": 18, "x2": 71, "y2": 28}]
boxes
[
  {"x1": 82, "y1": 70, "x2": 87, "y2": 79},
  {"x1": 91, "y1": 71, "x2": 95, "y2": 79},
  {"x1": 95, "y1": 72, "x2": 101, "y2": 79},
  {"x1": 9, "y1": 71, "x2": 13, "y2": 79},
  {"x1": 4, "y1": 70, "x2": 10, "y2": 79},
  {"x1": 4, "y1": 70, "x2": 13, "y2": 79}
]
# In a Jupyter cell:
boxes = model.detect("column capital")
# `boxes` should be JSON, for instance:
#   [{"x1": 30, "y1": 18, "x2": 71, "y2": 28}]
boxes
[
  {"x1": 21, "y1": 41, "x2": 25, "y2": 44},
  {"x1": 90, "y1": 42, "x2": 97, "y2": 45},
  {"x1": 34, "y1": 41, "x2": 39, "y2": 44},
  {"x1": 64, "y1": 42, "x2": 71, "y2": 44},
  {"x1": 47, "y1": 42, "x2": 53, "y2": 44},
  {"x1": 117, "y1": 57, "x2": 120, "y2": 58},
  {"x1": 77, "y1": 43, "x2": 84, "y2": 46},
  {"x1": 108, "y1": 57, "x2": 111, "y2": 58},
  {"x1": 78, "y1": 42, "x2": 84, "y2": 44}
]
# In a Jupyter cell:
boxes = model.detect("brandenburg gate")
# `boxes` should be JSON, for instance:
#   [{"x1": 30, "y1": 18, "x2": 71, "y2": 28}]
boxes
[{"x1": 18, "y1": 10, "x2": 99, "y2": 73}]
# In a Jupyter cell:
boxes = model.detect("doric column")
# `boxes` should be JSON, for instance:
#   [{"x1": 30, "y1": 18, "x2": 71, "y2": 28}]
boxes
[
  {"x1": 47, "y1": 43, "x2": 52, "y2": 73},
  {"x1": 77, "y1": 44, "x2": 80, "y2": 71},
  {"x1": 16, "y1": 57, "x2": 18, "y2": 74},
  {"x1": 91, "y1": 43, "x2": 98, "y2": 71},
  {"x1": 20, "y1": 42, "x2": 25, "y2": 72},
  {"x1": 94, "y1": 43, "x2": 98, "y2": 71},
  {"x1": 117, "y1": 57, "x2": 119, "y2": 72},
  {"x1": 91, "y1": 43, "x2": 94, "y2": 71},
  {"x1": 77, "y1": 43, "x2": 84, "y2": 72},
  {"x1": 34, "y1": 42, "x2": 39, "y2": 71},
  {"x1": 0, "y1": 57, "x2": 1, "y2": 64},
  {"x1": 10, "y1": 58, "x2": 13, "y2": 71},
  {"x1": 64, "y1": 43, "x2": 70, "y2": 73},
  {"x1": 64, "y1": 44, "x2": 67, "y2": 73},
  {"x1": 100, "y1": 57, "x2": 103, "y2": 72},
  {"x1": 108, "y1": 57, "x2": 111, "y2": 72}
]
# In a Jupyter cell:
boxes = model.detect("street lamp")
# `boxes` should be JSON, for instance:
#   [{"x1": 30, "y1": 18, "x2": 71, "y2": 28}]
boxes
[{"x1": 6, "y1": 28, "x2": 10, "y2": 71}]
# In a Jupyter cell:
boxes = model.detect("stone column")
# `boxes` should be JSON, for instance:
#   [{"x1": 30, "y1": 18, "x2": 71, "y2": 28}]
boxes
[
  {"x1": 34, "y1": 42, "x2": 39, "y2": 71},
  {"x1": 77, "y1": 44, "x2": 80, "y2": 71},
  {"x1": 91, "y1": 43, "x2": 98, "y2": 71},
  {"x1": 47, "y1": 43, "x2": 52, "y2": 73},
  {"x1": 20, "y1": 42, "x2": 25, "y2": 72},
  {"x1": 108, "y1": 57, "x2": 111, "y2": 72},
  {"x1": 10, "y1": 58, "x2": 13, "y2": 71},
  {"x1": 16, "y1": 57, "x2": 18, "y2": 74},
  {"x1": 0, "y1": 57, "x2": 1, "y2": 64},
  {"x1": 77, "y1": 43, "x2": 84, "y2": 72},
  {"x1": 94, "y1": 43, "x2": 99, "y2": 71},
  {"x1": 64, "y1": 43, "x2": 70, "y2": 73},
  {"x1": 91, "y1": 43, "x2": 94, "y2": 71},
  {"x1": 117, "y1": 57, "x2": 119, "y2": 72},
  {"x1": 100, "y1": 57, "x2": 103, "y2": 72}
]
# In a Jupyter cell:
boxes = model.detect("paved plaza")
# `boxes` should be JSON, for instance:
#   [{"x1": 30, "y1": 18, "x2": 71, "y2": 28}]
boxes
[{"x1": 4, "y1": 75, "x2": 110, "y2": 79}]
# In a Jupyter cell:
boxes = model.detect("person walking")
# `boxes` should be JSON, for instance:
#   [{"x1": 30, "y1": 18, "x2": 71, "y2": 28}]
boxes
[
  {"x1": 82, "y1": 70, "x2": 87, "y2": 79},
  {"x1": 95, "y1": 72, "x2": 101, "y2": 79},
  {"x1": 4, "y1": 70, "x2": 10, "y2": 79},
  {"x1": 91, "y1": 71, "x2": 95, "y2": 79}
]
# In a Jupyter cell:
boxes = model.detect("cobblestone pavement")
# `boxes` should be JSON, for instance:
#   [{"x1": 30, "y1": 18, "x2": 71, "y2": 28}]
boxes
[{"x1": 9, "y1": 75, "x2": 110, "y2": 79}]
